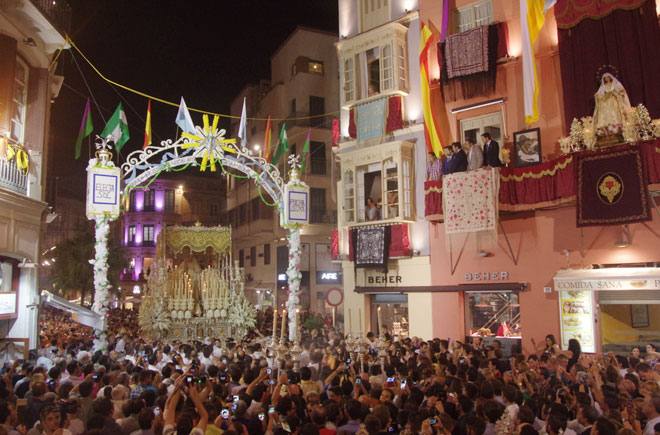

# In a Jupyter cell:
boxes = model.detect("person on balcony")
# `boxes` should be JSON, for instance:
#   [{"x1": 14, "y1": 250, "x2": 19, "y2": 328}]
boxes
[
  {"x1": 441, "y1": 146, "x2": 453, "y2": 176},
  {"x1": 366, "y1": 197, "x2": 380, "y2": 221},
  {"x1": 466, "y1": 139, "x2": 484, "y2": 171},
  {"x1": 447, "y1": 142, "x2": 467, "y2": 174},
  {"x1": 426, "y1": 152, "x2": 442, "y2": 181},
  {"x1": 481, "y1": 132, "x2": 502, "y2": 167}
]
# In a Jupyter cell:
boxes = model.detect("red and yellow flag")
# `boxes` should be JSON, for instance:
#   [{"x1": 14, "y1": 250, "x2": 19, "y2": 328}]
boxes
[
  {"x1": 420, "y1": 22, "x2": 444, "y2": 158},
  {"x1": 263, "y1": 116, "x2": 272, "y2": 160},
  {"x1": 143, "y1": 100, "x2": 152, "y2": 149}
]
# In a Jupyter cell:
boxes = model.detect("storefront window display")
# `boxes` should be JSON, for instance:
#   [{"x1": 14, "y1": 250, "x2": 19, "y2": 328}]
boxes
[
  {"x1": 372, "y1": 293, "x2": 408, "y2": 337},
  {"x1": 465, "y1": 291, "x2": 521, "y2": 337}
]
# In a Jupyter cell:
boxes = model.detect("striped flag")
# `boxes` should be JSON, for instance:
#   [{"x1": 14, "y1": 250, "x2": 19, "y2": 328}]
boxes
[
  {"x1": 300, "y1": 128, "x2": 311, "y2": 174},
  {"x1": 271, "y1": 123, "x2": 288, "y2": 165},
  {"x1": 238, "y1": 97, "x2": 247, "y2": 147},
  {"x1": 100, "y1": 102, "x2": 130, "y2": 152},
  {"x1": 143, "y1": 100, "x2": 152, "y2": 149},
  {"x1": 263, "y1": 116, "x2": 272, "y2": 161},
  {"x1": 420, "y1": 22, "x2": 444, "y2": 158},
  {"x1": 521, "y1": 0, "x2": 556, "y2": 124},
  {"x1": 74, "y1": 98, "x2": 93, "y2": 159}
]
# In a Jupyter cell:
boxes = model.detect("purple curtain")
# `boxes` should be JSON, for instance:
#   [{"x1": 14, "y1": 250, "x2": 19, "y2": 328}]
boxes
[{"x1": 558, "y1": 0, "x2": 660, "y2": 130}]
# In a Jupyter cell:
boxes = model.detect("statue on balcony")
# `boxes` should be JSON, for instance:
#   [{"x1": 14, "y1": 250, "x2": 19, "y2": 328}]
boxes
[{"x1": 593, "y1": 73, "x2": 631, "y2": 140}]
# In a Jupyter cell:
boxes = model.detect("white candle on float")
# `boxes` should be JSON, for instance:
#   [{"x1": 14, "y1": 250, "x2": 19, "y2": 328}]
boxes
[
  {"x1": 280, "y1": 309, "x2": 287, "y2": 340},
  {"x1": 348, "y1": 308, "x2": 353, "y2": 335},
  {"x1": 272, "y1": 307, "x2": 278, "y2": 339},
  {"x1": 332, "y1": 307, "x2": 336, "y2": 328},
  {"x1": 358, "y1": 308, "x2": 362, "y2": 336},
  {"x1": 377, "y1": 306, "x2": 382, "y2": 336}
]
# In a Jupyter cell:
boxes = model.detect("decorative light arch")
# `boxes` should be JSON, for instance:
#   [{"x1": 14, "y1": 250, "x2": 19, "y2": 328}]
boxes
[{"x1": 87, "y1": 119, "x2": 306, "y2": 350}]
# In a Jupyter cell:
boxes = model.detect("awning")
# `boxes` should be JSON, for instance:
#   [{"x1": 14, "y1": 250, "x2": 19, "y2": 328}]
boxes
[
  {"x1": 355, "y1": 282, "x2": 528, "y2": 294},
  {"x1": 553, "y1": 267, "x2": 660, "y2": 291},
  {"x1": 41, "y1": 291, "x2": 104, "y2": 330}
]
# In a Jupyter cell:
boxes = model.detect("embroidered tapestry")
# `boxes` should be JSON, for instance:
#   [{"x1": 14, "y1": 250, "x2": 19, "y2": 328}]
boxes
[
  {"x1": 442, "y1": 168, "x2": 499, "y2": 234},
  {"x1": 576, "y1": 144, "x2": 651, "y2": 227},
  {"x1": 444, "y1": 25, "x2": 489, "y2": 79},
  {"x1": 354, "y1": 226, "x2": 390, "y2": 269}
]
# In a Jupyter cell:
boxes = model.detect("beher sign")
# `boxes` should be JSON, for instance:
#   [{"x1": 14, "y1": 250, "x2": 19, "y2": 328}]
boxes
[
  {"x1": 366, "y1": 274, "x2": 402, "y2": 285},
  {"x1": 464, "y1": 271, "x2": 510, "y2": 281}
]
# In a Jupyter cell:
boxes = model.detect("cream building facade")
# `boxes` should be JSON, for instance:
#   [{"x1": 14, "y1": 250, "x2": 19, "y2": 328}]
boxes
[
  {"x1": 227, "y1": 27, "x2": 340, "y2": 315},
  {"x1": 335, "y1": 0, "x2": 436, "y2": 338},
  {"x1": 0, "y1": 0, "x2": 69, "y2": 350}
]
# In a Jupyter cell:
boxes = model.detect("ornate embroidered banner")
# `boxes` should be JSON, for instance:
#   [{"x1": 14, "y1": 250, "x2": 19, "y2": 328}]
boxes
[
  {"x1": 353, "y1": 226, "x2": 391, "y2": 269},
  {"x1": 442, "y1": 168, "x2": 499, "y2": 234},
  {"x1": 576, "y1": 144, "x2": 651, "y2": 227},
  {"x1": 444, "y1": 25, "x2": 489, "y2": 79}
]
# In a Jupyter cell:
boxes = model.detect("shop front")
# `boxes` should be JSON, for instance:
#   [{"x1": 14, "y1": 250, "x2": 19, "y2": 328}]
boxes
[
  {"x1": 554, "y1": 267, "x2": 660, "y2": 354},
  {"x1": 343, "y1": 256, "x2": 434, "y2": 339}
]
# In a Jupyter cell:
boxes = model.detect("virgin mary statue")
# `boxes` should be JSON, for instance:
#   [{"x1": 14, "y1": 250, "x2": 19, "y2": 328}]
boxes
[{"x1": 593, "y1": 73, "x2": 631, "y2": 134}]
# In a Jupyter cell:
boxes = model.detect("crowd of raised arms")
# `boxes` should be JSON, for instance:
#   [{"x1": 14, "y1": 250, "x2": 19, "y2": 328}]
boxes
[{"x1": 0, "y1": 307, "x2": 658, "y2": 435}]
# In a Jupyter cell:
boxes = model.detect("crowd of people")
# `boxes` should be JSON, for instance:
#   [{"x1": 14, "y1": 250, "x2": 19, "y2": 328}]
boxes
[{"x1": 0, "y1": 307, "x2": 658, "y2": 435}]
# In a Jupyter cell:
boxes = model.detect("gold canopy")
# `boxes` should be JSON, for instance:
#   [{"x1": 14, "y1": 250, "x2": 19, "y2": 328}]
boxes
[{"x1": 159, "y1": 224, "x2": 232, "y2": 255}]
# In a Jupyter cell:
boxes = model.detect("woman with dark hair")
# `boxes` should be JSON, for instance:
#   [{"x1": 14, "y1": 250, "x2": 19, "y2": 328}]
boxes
[
  {"x1": 531, "y1": 335, "x2": 560, "y2": 356},
  {"x1": 567, "y1": 339, "x2": 581, "y2": 371}
]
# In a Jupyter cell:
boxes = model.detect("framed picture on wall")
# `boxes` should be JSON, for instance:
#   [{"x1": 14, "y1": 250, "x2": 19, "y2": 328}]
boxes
[
  {"x1": 631, "y1": 305, "x2": 649, "y2": 328},
  {"x1": 513, "y1": 128, "x2": 542, "y2": 167}
]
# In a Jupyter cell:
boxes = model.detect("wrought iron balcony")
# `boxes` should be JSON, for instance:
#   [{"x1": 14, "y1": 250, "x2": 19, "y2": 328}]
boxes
[
  {"x1": 30, "y1": 0, "x2": 72, "y2": 34},
  {"x1": 0, "y1": 159, "x2": 28, "y2": 195}
]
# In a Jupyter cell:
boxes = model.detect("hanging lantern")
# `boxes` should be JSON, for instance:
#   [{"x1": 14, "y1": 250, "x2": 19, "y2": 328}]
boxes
[
  {"x1": 280, "y1": 156, "x2": 310, "y2": 228},
  {"x1": 86, "y1": 137, "x2": 121, "y2": 220}
]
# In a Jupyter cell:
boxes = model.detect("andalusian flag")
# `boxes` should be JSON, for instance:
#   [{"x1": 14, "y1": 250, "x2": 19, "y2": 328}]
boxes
[
  {"x1": 101, "y1": 102, "x2": 130, "y2": 152},
  {"x1": 300, "y1": 128, "x2": 311, "y2": 174},
  {"x1": 143, "y1": 100, "x2": 152, "y2": 149},
  {"x1": 420, "y1": 22, "x2": 444, "y2": 158},
  {"x1": 271, "y1": 123, "x2": 289, "y2": 165},
  {"x1": 263, "y1": 116, "x2": 272, "y2": 161},
  {"x1": 521, "y1": 0, "x2": 556, "y2": 124},
  {"x1": 74, "y1": 98, "x2": 93, "y2": 159}
]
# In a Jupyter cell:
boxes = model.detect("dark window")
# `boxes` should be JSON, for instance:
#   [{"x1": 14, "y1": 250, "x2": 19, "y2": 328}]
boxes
[
  {"x1": 250, "y1": 246, "x2": 256, "y2": 267},
  {"x1": 210, "y1": 203, "x2": 219, "y2": 217},
  {"x1": 290, "y1": 98, "x2": 296, "y2": 116},
  {"x1": 310, "y1": 188, "x2": 326, "y2": 223},
  {"x1": 309, "y1": 96, "x2": 325, "y2": 127},
  {"x1": 144, "y1": 190, "x2": 155, "y2": 211},
  {"x1": 143, "y1": 225, "x2": 155, "y2": 245},
  {"x1": 310, "y1": 141, "x2": 326, "y2": 175},
  {"x1": 239, "y1": 203, "x2": 248, "y2": 225},
  {"x1": 128, "y1": 225, "x2": 136, "y2": 244},
  {"x1": 239, "y1": 249, "x2": 244, "y2": 268},
  {"x1": 165, "y1": 190, "x2": 175, "y2": 211},
  {"x1": 276, "y1": 245, "x2": 288, "y2": 282},
  {"x1": 264, "y1": 243, "x2": 271, "y2": 265}
]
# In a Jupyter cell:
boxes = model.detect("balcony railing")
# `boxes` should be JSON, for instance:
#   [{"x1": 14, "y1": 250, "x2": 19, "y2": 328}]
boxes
[
  {"x1": 30, "y1": 0, "x2": 72, "y2": 34},
  {"x1": 0, "y1": 159, "x2": 28, "y2": 195}
]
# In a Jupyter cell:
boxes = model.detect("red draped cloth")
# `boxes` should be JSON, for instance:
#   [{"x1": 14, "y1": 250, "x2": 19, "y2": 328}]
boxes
[
  {"x1": 555, "y1": 0, "x2": 648, "y2": 29},
  {"x1": 424, "y1": 180, "x2": 443, "y2": 220},
  {"x1": 386, "y1": 96, "x2": 403, "y2": 133},
  {"x1": 348, "y1": 108, "x2": 357, "y2": 139},
  {"x1": 331, "y1": 228, "x2": 339, "y2": 260},
  {"x1": 499, "y1": 154, "x2": 576, "y2": 210}
]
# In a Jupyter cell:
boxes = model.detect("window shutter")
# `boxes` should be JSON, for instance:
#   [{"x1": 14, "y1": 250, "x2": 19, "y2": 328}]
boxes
[{"x1": 0, "y1": 35, "x2": 17, "y2": 134}]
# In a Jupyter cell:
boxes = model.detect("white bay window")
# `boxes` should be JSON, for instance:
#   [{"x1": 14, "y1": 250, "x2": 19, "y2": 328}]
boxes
[
  {"x1": 339, "y1": 141, "x2": 415, "y2": 225},
  {"x1": 339, "y1": 22, "x2": 408, "y2": 106}
]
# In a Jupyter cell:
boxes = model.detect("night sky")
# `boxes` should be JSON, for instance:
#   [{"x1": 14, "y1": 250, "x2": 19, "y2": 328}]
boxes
[{"x1": 50, "y1": 0, "x2": 338, "y2": 196}]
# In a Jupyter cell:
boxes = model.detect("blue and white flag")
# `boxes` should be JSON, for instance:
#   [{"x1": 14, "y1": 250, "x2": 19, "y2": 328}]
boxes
[{"x1": 175, "y1": 97, "x2": 195, "y2": 134}]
